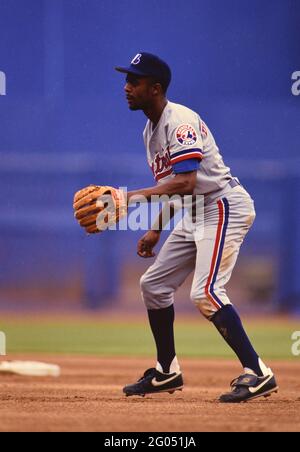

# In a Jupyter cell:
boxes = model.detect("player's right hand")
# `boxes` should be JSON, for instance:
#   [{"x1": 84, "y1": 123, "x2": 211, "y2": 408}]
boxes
[{"x1": 137, "y1": 230, "x2": 161, "y2": 258}]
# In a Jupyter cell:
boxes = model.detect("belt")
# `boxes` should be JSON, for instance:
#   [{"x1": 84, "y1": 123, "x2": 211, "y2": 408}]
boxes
[
  {"x1": 229, "y1": 178, "x2": 241, "y2": 189},
  {"x1": 204, "y1": 178, "x2": 243, "y2": 206}
]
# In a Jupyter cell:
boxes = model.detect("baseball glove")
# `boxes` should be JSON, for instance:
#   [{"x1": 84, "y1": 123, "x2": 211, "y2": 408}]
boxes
[{"x1": 73, "y1": 185, "x2": 127, "y2": 234}]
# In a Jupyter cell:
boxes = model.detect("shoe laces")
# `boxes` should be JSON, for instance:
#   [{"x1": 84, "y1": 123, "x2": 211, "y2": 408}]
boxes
[{"x1": 138, "y1": 368, "x2": 156, "y2": 382}]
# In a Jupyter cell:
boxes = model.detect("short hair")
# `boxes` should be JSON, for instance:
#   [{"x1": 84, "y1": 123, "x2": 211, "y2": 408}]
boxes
[{"x1": 150, "y1": 77, "x2": 170, "y2": 95}]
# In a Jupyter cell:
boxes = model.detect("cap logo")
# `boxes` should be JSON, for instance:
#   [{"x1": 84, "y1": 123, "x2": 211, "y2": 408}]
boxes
[{"x1": 131, "y1": 54, "x2": 142, "y2": 65}]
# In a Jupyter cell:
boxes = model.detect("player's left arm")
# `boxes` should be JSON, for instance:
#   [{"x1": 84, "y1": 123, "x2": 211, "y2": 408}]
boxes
[
  {"x1": 129, "y1": 114, "x2": 204, "y2": 203},
  {"x1": 127, "y1": 171, "x2": 197, "y2": 204}
]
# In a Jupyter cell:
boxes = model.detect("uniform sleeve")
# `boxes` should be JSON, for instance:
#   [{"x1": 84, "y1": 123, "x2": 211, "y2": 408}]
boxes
[
  {"x1": 168, "y1": 120, "x2": 204, "y2": 174},
  {"x1": 172, "y1": 158, "x2": 200, "y2": 174}
]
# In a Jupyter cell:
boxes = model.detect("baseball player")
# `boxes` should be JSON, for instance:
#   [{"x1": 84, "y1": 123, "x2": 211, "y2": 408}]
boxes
[
  {"x1": 74, "y1": 52, "x2": 278, "y2": 403},
  {"x1": 117, "y1": 52, "x2": 280, "y2": 403}
]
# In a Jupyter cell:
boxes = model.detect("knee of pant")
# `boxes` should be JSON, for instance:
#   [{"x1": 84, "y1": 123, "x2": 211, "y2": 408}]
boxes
[
  {"x1": 190, "y1": 293, "x2": 218, "y2": 320},
  {"x1": 140, "y1": 272, "x2": 153, "y2": 296},
  {"x1": 140, "y1": 273, "x2": 173, "y2": 310},
  {"x1": 140, "y1": 272, "x2": 162, "y2": 299}
]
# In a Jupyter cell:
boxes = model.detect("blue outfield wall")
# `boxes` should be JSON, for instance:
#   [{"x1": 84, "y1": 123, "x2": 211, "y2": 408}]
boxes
[{"x1": 0, "y1": 0, "x2": 299, "y2": 311}]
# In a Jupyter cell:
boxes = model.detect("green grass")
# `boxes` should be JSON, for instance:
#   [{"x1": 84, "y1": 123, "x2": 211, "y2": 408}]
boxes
[{"x1": 0, "y1": 318, "x2": 299, "y2": 360}]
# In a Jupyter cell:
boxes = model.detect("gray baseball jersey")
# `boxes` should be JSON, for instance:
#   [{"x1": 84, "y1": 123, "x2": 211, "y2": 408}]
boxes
[
  {"x1": 140, "y1": 100, "x2": 256, "y2": 322},
  {"x1": 143, "y1": 101, "x2": 233, "y2": 195}
]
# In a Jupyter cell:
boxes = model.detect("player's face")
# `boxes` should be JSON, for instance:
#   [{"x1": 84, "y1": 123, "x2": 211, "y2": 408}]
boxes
[{"x1": 124, "y1": 74, "x2": 155, "y2": 111}]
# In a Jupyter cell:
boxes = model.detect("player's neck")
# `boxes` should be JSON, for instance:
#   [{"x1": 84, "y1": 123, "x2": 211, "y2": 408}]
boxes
[{"x1": 143, "y1": 98, "x2": 168, "y2": 129}]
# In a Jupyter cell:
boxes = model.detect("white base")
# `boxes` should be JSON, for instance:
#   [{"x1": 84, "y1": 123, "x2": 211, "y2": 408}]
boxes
[{"x1": 0, "y1": 361, "x2": 61, "y2": 377}]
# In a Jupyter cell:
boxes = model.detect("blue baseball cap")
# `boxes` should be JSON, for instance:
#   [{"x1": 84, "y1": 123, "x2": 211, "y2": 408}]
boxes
[{"x1": 115, "y1": 52, "x2": 171, "y2": 90}]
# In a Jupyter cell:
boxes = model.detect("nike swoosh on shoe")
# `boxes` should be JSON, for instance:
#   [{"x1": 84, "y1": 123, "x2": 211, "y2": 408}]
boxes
[
  {"x1": 151, "y1": 373, "x2": 180, "y2": 387},
  {"x1": 248, "y1": 374, "x2": 274, "y2": 394}
]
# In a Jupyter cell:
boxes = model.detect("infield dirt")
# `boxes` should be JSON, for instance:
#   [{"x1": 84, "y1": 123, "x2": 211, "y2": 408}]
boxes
[{"x1": 0, "y1": 355, "x2": 299, "y2": 432}]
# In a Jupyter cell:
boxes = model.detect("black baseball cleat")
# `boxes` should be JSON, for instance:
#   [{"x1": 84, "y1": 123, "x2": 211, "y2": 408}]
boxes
[
  {"x1": 123, "y1": 368, "x2": 184, "y2": 397},
  {"x1": 219, "y1": 372, "x2": 279, "y2": 403}
]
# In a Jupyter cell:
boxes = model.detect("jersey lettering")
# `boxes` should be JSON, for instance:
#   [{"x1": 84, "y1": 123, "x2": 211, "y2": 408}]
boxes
[{"x1": 151, "y1": 148, "x2": 171, "y2": 179}]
